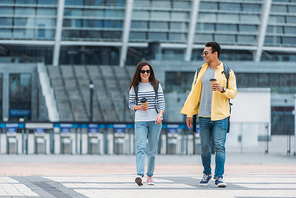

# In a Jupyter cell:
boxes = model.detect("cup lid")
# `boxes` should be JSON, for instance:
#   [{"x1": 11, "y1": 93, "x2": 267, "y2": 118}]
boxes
[{"x1": 140, "y1": 97, "x2": 147, "y2": 102}]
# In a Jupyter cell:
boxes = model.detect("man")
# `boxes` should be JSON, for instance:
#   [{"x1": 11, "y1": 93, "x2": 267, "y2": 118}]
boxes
[{"x1": 180, "y1": 42, "x2": 237, "y2": 187}]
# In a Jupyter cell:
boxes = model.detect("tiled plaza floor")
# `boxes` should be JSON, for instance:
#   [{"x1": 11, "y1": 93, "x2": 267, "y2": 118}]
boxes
[{"x1": 0, "y1": 154, "x2": 295, "y2": 198}]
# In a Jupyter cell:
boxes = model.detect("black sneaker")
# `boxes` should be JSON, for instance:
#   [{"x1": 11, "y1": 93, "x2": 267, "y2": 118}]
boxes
[
  {"x1": 215, "y1": 177, "x2": 227, "y2": 188},
  {"x1": 135, "y1": 175, "x2": 144, "y2": 186},
  {"x1": 199, "y1": 174, "x2": 212, "y2": 186}
]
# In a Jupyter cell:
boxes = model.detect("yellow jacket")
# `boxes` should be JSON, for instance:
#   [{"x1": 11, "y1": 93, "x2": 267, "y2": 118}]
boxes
[{"x1": 180, "y1": 62, "x2": 237, "y2": 120}]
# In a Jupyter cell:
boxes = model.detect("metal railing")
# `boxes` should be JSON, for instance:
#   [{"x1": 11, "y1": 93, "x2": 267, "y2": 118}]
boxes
[{"x1": 0, "y1": 121, "x2": 294, "y2": 155}]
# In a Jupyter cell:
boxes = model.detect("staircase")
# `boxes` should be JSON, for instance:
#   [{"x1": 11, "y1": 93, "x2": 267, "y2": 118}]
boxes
[{"x1": 47, "y1": 65, "x2": 136, "y2": 122}]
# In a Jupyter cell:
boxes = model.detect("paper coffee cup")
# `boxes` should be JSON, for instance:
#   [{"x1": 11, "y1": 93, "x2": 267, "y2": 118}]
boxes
[
  {"x1": 210, "y1": 79, "x2": 217, "y2": 91},
  {"x1": 140, "y1": 97, "x2": 148, "y2": 108}
]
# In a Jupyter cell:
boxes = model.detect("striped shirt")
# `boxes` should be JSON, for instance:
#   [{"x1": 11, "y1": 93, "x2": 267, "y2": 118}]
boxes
[{"x1": 129, "y1": 82, "x2": 165, "y2": 122}]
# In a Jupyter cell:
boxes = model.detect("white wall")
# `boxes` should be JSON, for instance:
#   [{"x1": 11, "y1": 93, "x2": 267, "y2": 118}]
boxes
[{"x1": 231, "y1": 88, "x2": 271, "y2": 123}]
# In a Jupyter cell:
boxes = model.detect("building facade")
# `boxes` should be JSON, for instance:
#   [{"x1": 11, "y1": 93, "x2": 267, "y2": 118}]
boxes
[
  {"x1": 0, "y1": 0, "x2": 295, "y2": 135},
  {"x1": 0, "y1": 0, "x2": 295, "y2": 66}
]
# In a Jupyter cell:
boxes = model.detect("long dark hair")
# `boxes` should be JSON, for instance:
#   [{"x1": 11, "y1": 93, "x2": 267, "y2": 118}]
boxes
[{"x1": 129, "y1": 61, "x2": 162, "y2": 91}]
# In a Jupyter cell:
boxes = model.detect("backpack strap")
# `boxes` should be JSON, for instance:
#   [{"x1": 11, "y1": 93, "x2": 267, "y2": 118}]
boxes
[
  {"x1": 222, "y1": 63, "x2": 230, "y2": 89},
  {"x1": 154, "y1": 82, "x2": 159, "y2": 114},
  {"x1": 222, "y1": 63, "x2": 232, "y2": 113},
  {"x1": 134, "y1": 84, "x2": 139, "y2": 106}
]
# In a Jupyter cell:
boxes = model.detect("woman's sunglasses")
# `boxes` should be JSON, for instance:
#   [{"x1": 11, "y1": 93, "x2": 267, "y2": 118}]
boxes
[{"x1": 140, "y1": 70, "x2": 151, "y2": 74}]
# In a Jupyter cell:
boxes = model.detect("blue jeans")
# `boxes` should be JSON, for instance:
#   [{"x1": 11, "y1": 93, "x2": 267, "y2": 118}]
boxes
[
  {"x1": 135, "y1": 121, "x2": 162, "y2": 177},
  {"x1": 199, "y1": 117, "x2": 227, "y2": 178}
]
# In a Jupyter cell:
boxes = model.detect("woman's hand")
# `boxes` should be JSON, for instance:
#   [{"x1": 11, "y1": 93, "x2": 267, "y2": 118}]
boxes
[
  {"x1": 139, "y1": 105, "x2": 148, "y2": 111},
  {"x1": 155, "y1": 115, "x2": 163, "y2": 124}
]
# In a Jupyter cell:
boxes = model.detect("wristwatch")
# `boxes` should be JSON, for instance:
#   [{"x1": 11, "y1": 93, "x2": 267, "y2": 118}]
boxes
[{"x1": 221, "y1": 87, "x2": 226, "y2": 93}]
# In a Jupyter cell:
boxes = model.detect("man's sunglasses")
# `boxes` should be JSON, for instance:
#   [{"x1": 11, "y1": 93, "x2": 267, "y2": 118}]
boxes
[{"x1": 140, "y1": 70, "x2": 151, "y2": 74}]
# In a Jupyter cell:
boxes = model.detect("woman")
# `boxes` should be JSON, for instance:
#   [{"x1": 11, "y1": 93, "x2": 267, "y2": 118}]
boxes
[{"x1": 129, "y1": 61, "x2": 165, "y2": 186}]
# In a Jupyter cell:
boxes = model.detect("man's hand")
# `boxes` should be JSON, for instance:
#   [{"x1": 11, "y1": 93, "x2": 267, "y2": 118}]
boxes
[
  {"x1": 186, "y1": 117, "x2": 192, "y2": 129},
  {"x1": 211, "y1": 82, "x2": 223, "y2": 92}
]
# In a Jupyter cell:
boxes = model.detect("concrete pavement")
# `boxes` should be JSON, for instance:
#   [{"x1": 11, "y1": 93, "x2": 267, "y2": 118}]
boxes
[{"x1": 0, "y1": 154, "x2": 295, "y2": 197}]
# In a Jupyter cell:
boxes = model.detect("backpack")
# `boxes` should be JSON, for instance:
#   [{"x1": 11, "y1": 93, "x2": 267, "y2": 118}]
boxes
[
  {"x1": 134, "y1": 81, "x2": 160, "y2": 113},
  {"x1": 193, "y1": 64, "x2": 232, "y2": 133}
]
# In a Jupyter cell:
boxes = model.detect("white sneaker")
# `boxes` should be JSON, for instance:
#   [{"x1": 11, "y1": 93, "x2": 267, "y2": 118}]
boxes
[
  {"x1": 146, "y1": 176, "x2": 154, "y2": 185},
  {"x1": 135, "y1": 175, "x2": 143, "y2": 186}
]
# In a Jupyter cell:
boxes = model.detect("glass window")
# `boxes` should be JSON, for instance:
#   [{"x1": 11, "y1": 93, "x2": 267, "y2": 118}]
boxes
[
  {"x1": 194, "y1": 34, "x2": 213, "y2": 43},
  {"x1": 83, "y1": 20, "x2": 103, "y2": 28},
  {"x1": 102, "y1": 31, "x2": 121, "y2": 38},
  {"x1": 131, "y1": 21, "x2": 147, "y2": 29},
  {"x1": 0, "y1": 74, "x2": 2, "y2": 119},
  {"x1": 13, "y1": 29, "x2": 34, "y2": 38},
  {"x1": 84, "y1": 0, "x2": 104, "y2": 6},
  {"x1": 270, "y1": 5, "x2": 287, "y2": 13},
  {"x1": 268, "y1": 16, "x2": 285, "y2": 23},
  {"x1": 266, "y1": 26, "x2": 283, "y2": 34},
  {"x1": 105, "y1": 10, "x2": 124, "y2": 18},
  {"x1": 150, "y1": 22, "x2": 168, "y2": 30},
  {"x1": 16, "y1": 0, "x2": 36, "y2": 3},
  {"x1": 82, "y1": 9, "x2": 101, "y2": 17},
  {"x1": 198, "y1": 13, "x2": 216, "y2": 22},
  {"x1": 288, "y1": 6, "x2": 296, "y2": 13},
  {"x1": 152, "y1": 1, "x2": 170, "y2": 8},
  {"x1": 220, "y1": 3, "x2": 241, "y2": 11},
  {"x1": 14, "y1": 18, "x2": 34, "y2": 26},
  {"x1": 282, "y1": 37, "x2": 296, "y2": 46},
  {"x1": 237, "y1": 35, "x2": 256, "y2": 44},
  {"x1": 242, "y1": 4, "x2": 261, "y2": 12},
  {"x1": 9, "y1": 74, "x2": 32, "y2": 121},
  {"x1": 240, "y1": 14, "x2": 260, "y2": 23},
  {"x1": 62, "y1": 30, "x2": 80, "y2": 38},
  {"x1": 132, "y1": 10, "x2": 149, "y2": 19},
  {"x1": 151, "y1": 11, "x2": 169, "y2": 20},
  {"x1": 133, "y1": 0, "x2": 150, "y2": 7},
  {"x1": 129, "y1": 32, "x2": 146, "y2": 40},
  {"x1": 168, "y1": 33, "x2": 186, "y2": 41},
  {"x1": 172, "y1": 1, "x2": 190, "y2": 9},
  {"x1": 104, "y1": 20, "x2": 123, "y2": 28},
  {"x1": 36, "y1": 29, "x2": 54, "y2": 39},
  {"x1": 0, "y1": 7, "x2": 13, "y2": 15},
  {"x1": 0, "y1": 18, "x2": 13, "y2": 26},
  {"x1": 37, "y1": 8, "x2": 56, "y2": 16},
  {"x1": 216, "y1": 24, "x2": 237, "y2": 32},
  {"x1": 264, "y1": 36, "x2": 281, "y2": 45},
  {"x1": 63, "y1": 19, "x2": 82, "y2": 27},
  {"x1": 38, "y1": 0, "x2": 57, "y2": 4},
  {"x1": 0, "y1": 29, "x2": 12, "y2": 38},
  {"x1": 148, "y1": 32, "x2": 166, "y2": 40},
  {"x1": 105, "y1": 0, "x2": 125, "y2": 7},
  {"x1": 217, "y1": 14, "x2": 239, "y2": 22},
  {"x1": 15, "y1": 8, "x2": 35, "y2": 15},
  {"x1": 64, "y1": 9, "x2": 82, "y2": 17},
  {"x1": 65, "y1": 0, "x2": 83, "y2": 5},
  {"x1": 171, "y1": 12, "x2": 188, "y2": 20},
  {"x1": 284, "y1": 27, "x2": 296, "y2": 34},
  {"x1": 196, "y1": 23, "x2": 214, "y2": 31},
  {"x1": 215, "y1": 35, "x2": 236, "y2": 44},
  {"x1": 81, "y1": 30, "x2": 101, "y2": 38},
  {"x1": 170, "y1": 22, "x2": 187, "y2": 30},
  {"x1": 239, "y1": 25, "x2": 257, "y2": 32},
  {"x1": 287, "y1": 16, "x2": 296, "y2": 24},
  {"x1": 1, "y1": 0, "x2": 14, "y2": 3},
  {"x1": 36, "y1": 18, "x2": 56, "y2": 27},
  {"x1": 199, "y1": 2, "x2": 217, "y2": 10},
  {"x1": 163, "y1": 50, "x2": 184, "y2": 61},
  {"x1": 220, "y1": 50, "x2": 253, "y2": 61}
]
